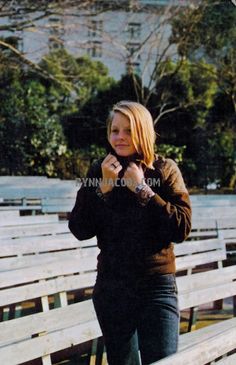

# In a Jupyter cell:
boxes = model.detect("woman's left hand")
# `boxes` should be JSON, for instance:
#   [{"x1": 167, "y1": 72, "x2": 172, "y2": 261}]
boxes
[{"x1": 123, "y1": 162, "x2": 145, "y2": 192}]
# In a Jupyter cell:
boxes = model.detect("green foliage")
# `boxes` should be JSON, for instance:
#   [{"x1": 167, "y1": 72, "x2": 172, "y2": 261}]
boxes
[
  {"x1": 168, "y1": 0, "x2": 236, "y2": 188},
  {"x1": 39, "y1": 49, "x2": 115, "y2": 115},
  {"x1": 64, "y1": 74, "x2": 142, "y2": 150},
  {"x1": 0, "y1": 46, "x2": 116, "y2": 177},
  {"x1": 160, "y1": 59, "x2": 216, "y2": 105},
  {"x1": 171, "y1": 0, "x2": 236, "y2": 59},
  {"x1": 62, "y1": 144, "x2": 106, "y2": 178},
  {"x1": 0, "y1": 70, "x2": 68, "y2": 176},
  {"x1": 171, "y1": 0, "x2": 236, "y2": 113},
  {"x1": 156, "y1": 144, "x2": 186, "y2": 164},
  {"x1": 150, "y1": 59, "x2": 217, "y2": 150}
]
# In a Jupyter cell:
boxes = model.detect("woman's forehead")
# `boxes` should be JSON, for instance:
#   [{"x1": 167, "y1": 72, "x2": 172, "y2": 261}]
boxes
[{"x1": 111, "y1": 112, "x2": 130, "y2": 126}]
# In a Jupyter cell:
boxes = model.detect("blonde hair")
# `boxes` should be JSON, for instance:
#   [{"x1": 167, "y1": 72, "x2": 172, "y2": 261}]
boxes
[{"x1": 107, "y1": 100, "x2": 156, "y2": 169}]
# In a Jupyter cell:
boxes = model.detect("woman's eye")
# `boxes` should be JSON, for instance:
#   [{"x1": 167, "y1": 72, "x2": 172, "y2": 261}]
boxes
[{"x1": 111, "y1": 129, "x2": 118, "y2": 133}]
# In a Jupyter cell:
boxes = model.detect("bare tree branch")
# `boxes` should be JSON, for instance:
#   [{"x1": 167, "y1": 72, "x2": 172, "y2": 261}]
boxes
[{"x1": 0, "y1": 39, "x2": 72, "y2": 91}]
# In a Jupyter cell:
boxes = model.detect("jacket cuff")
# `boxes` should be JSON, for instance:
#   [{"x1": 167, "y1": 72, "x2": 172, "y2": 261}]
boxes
[{"x1": 149, "y1": 193, "x2": 167, "y2": 208}]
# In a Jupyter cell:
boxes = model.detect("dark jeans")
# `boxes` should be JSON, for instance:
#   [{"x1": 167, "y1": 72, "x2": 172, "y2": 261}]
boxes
[{"x1": 92, "y1": 273, "x2": 179, "y2": 365}]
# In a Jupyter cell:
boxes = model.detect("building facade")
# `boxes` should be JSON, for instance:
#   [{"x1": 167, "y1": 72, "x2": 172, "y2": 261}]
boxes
[{"x1": 0, "y1": 0, "x2": 193, "y2": 84}]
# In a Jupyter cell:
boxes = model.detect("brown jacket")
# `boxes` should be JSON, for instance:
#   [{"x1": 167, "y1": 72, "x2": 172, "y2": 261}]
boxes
[{"x1": 69, "y1": 155, "x2": 192, "y2": 279}]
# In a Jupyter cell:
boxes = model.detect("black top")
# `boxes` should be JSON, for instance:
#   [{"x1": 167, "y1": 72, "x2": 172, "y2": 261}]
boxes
[{"x1": 69, "y1": 154, "x2": 192, "y2": 280}]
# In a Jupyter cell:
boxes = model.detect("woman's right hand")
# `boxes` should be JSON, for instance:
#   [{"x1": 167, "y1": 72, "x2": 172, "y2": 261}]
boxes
[{"x1": 100, "y1": 154, "x2": 123, "y2": 193}]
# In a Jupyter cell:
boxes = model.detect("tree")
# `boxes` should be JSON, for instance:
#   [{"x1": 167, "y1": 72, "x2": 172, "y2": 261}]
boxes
[
  {"x1": 63, "y1": 74, "x2": 143, "y2": 150},
  {"x1": 0, "y1": 63, "x2": 68, "y2": 176},
  {"x1": 170, "y1": 0, "x2": 236, "y2": 187},
  {"x1": 38, "y1": 48, "x2": 115, "y2": 115},
  {"x1": 171, "y1": 0, "x2": 236, "y2": 115},
  {"x1": 0, "y1": 0, "x2": 193, "y2": 111},
  {"x1": 0, "y1": 40, "x2": 115, "y2": 176}
]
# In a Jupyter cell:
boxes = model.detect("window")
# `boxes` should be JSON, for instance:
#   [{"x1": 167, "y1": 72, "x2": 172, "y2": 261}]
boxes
[
  {"x1": 87, "y1": 41, "x2": 102, "y2": 58},
  {"x1": 127, "y1": 22, "x2": 141, "y2": 39},
  {"x1": 88, "y1": 20, "x2": 103, "y2": 38},
  {"x1": 9, "y1": 12, "x2": 24, "y2": 52},
  {"x1": 126, "y1": 42, "x2": 141, "y2": 59},
  {"x1": 48, "y1": 16, "x2": 64, "y2": 50}
]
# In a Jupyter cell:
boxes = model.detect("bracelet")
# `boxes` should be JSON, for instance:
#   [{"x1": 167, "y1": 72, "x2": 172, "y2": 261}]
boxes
[
  {"x1": 95, "y1": 185, "x2": 111, "y2": 202},
  {"x1": 135, "y1": 184, "x2": 155, "y2": 206}
]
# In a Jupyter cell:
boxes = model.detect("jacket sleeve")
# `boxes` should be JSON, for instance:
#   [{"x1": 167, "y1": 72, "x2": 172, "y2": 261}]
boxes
[
  {"x1": 148, "y1": 158, "x2": 192, "y2": 243},
  {"x1": 68, "y1": 161, "x2": 100, "y2": 241}
]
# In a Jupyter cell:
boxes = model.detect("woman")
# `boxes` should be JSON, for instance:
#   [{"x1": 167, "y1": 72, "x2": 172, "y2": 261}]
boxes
[{"x1": 69, "y1": 101, "x2": 192, "y2": 365}]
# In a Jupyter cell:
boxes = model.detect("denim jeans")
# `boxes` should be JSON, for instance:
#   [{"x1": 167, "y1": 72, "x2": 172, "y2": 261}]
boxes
[{"x1": 92, "y1": 273, "x2": 179, "y2": 365}]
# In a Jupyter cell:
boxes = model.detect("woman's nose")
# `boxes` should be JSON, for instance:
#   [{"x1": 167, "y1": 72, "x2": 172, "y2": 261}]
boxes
[{"x1": 116, "y1": 131, "x2": 125, "y2": 139}]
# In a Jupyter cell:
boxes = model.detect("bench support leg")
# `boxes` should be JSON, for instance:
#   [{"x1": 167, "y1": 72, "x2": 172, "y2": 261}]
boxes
[
  {"x1": 188, "y1": 307, "x2": 198, "y2": 332},
  {"x1": 233, "y1": 295, "x2": 236, "y2": 317},
  {"x1": 42, "y1": 355, "x2": 52, "y2": 365},
  {"x1": 213, "y1": 299, "x2": 223, "y2": 310},
  {"x1": 89, "y1": 337, "x2": 105, "y2": 365}
]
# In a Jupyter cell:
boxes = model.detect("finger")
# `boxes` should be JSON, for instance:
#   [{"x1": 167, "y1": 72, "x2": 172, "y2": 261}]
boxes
[
  {"x1": 114, "y1": 165, "x2": 123, "y2": 173},
  {"x1": 102, "y1": 155, "x2": 118, "y2": 170},
  {"x1": 109, "y1": 162, "x2": 122, "y2": 172},
  {"x1": 102, "y1": 153, "x2": 114, "y2": 164},
  {"x1": 106, "y1": 155, "x2": 119, "y2": 166}
]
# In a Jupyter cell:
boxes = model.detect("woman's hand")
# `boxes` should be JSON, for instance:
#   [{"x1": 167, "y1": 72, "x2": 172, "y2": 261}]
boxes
[
  {"x1": 100, "y1": 154, "x2": 123, "y2": 193},
  {"x1": 123, "y1": 162, "x2": 145, "y2": 192}
]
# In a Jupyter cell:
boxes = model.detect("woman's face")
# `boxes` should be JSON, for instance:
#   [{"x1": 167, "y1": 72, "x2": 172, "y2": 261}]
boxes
[{"x1": 109, "y1": 112, "x2": 137, "y2": 157}]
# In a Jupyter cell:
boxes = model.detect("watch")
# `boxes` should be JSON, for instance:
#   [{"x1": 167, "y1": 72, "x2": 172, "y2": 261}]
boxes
[
  {"x1": 135, "y1": 183, "x2": 146, "y2": 194},
  {"x1": 134, "y1": 183, "x2": 155, "y2": 206}
]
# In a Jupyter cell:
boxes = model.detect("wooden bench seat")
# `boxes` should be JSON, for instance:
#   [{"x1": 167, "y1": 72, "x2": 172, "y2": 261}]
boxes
[
  {"x1": 154, "y1": 317, "x2": 236, "y2": 365},
  {"x1": 0, "y1": 221, "x2": 70, "y2": 239},
  {"x1": 190, "y1": 194, "x2": 236, "y2": 207},
  {"x1": 192, "y1": 206, "x2": 236, "y2": 220},
  {"x1": 41, "y1": 197, "x2": 75, "y2": 213},
  {"x1": 0, "y1": 202, "x2": 234, "y2": 364},
  {"x1": 1, "y1": 263, "x2": 236, "y2": 365},
  {"x1": 214, "y1": 353, "x2": 236, "y2": 365},
  {"x1": 189, "y1": 217, "x2": 236, "y2": 264},
  {"x1": 175, "y1": 238, "x2": 226, "y2": 273},
  {"x1": 0, "y1": 213, "x2": 59, "y2": 227},
  {"x1": 0, "y1": 234, "x2": 225, "y2": 274},
  {"x1": 0, "y1": 205, "x2": 42, "y2": 212}
]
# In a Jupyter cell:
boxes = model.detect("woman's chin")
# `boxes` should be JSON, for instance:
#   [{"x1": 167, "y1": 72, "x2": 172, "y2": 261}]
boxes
[{"x1": 115, "y1": 150, "x2": 131, "y2": 157}]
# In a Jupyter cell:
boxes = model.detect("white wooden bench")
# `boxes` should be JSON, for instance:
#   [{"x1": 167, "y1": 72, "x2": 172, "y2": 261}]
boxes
[
  {"x1": 0, "y1": 212, "x2": 59, "y2": 227},
  {"x1": 191, "y1": 206, "x2": 236, "y2": 220},
  {"x1": 190, "y1": 217, "x2": 236, "y2": 256},
  {"x1": 0, "y1": 255, "x2": 100, "y2": 364},
  {"x1": 0, "y1": 176, "x2": 78, "y2": 214},
  {"x1": 155, "y1": 262, "x2": 236, "y2": 364},
  {"x1": 153, "y1": 317, "x2": 236, "y2": 365},
  {"x1": 41, "y1": 197, "x2": 75, "y2": 213},
  {"x1": 0, "y1": 214, "x2": 97, "y2": 272},
  {"x1": 190, "y1": 194, "x2": 236, "y2": 207},
  {"x1": 175, "y1": 238, "x2": 226, "y2": 274},
  {"x1": 0, "y1": 232, "x2": 227, "y2": 318},
  {"x1": 0, "y1": 206, "x2": 233, "y2": 364},
  {"x1": 0, "y1": 255, "x2": 235, "y2": 365},
  {"x1": 0, "y1": 220, "x2": 70, "y2": 240}
]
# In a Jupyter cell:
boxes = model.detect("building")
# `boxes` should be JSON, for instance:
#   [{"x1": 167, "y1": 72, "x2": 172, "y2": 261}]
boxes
[{"x1": 0, "y1": 0, "x2": 194, "y2": 84}]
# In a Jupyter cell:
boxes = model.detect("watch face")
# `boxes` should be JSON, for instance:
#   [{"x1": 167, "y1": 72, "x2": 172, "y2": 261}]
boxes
[{"x1": 135, "y1": 184, "x2": 144, "y2": 194}]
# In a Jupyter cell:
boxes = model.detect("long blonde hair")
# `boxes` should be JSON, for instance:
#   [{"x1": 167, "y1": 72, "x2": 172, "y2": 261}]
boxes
[{"x1": 107, "y1": 101, "x2": 156, "y2": 169}]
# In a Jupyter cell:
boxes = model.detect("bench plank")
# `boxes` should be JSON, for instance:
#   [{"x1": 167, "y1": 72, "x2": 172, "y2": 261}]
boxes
[
  {"x1": 215, "y1": 353, "x2": 236, "y2": 365},
  {"x1": 153, "y1": 318, "x2": 236, "y2": 365},
  {"x1": 0, "y1": 221, "x2": 69, "y2": 239},
  {"x1": 0, "y1": 214, "x2": 59, "y2": 227}
]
